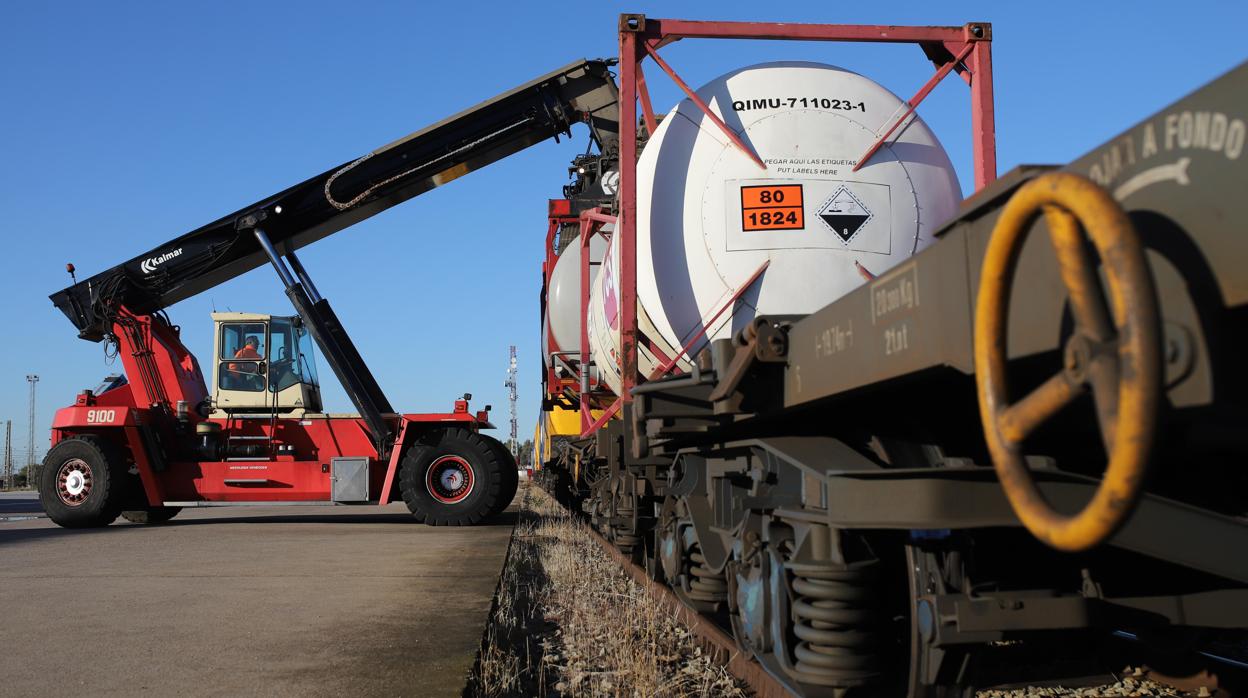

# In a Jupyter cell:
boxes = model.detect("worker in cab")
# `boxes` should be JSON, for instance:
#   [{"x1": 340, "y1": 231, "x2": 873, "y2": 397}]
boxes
[
  {"x1": 235, "y1": 336, "x2": 262, "y2": 362},
  {"x1": 225, "y1": 336, "x2": 265, "y2": 390}
]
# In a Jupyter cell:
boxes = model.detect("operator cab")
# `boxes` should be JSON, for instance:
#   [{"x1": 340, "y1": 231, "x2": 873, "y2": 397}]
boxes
[{"x1": 211, "y1": 312, "x2": 322, "y2": 414}]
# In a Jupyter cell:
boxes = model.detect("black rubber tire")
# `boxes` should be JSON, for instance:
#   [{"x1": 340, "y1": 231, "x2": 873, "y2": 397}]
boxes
[
  {"x1": 39, "y1": 436, "x2": 128, "y2": 528},
  {"x1": 399, "y1": 428, "x2": 507, "y2": 526},
  {"x1": 121, "y1": 507, "x2": 182, "y2": 524},
  {"x1": 480, "y1": 435, "x2": 519, "y2": 517}
]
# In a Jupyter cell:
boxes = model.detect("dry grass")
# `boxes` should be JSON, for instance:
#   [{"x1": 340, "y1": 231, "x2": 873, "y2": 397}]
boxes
[{"x1": 467, "y1": 484, "x2": 749, "y2": 697}]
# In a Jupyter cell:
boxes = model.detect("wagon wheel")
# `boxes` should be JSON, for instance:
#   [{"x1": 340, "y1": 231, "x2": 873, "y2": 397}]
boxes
[{"x1": 974, "y1": 172, "x2": 1162, "y2": 552}]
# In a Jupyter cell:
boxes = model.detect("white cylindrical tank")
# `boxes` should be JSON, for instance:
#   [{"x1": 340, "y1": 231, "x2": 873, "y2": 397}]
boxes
[
  {"x1": 590, "y1": 61, "x2": 962, "y2": 396},
  {"x1": 547, "y1": 234, "x2": 608, "y2": 356}
]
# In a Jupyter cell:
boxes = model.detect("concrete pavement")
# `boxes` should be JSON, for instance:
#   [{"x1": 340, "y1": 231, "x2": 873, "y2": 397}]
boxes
[{"x1": 0, "y1": 496, "x2": 516, "y2": 696}]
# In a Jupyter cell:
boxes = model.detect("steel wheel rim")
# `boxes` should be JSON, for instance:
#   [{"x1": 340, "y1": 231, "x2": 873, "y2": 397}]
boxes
[
  {"x1": 425, "y1": 455, "x2": 475, "y2": 504},
  {"x1": 57, "y1": 458, "x2": 94, "y2": 507}
]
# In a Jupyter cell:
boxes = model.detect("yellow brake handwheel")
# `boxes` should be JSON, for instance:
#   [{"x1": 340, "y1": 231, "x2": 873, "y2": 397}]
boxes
[{"x1": 974, "y1": 172, "x2": 1162, "y2": 552}]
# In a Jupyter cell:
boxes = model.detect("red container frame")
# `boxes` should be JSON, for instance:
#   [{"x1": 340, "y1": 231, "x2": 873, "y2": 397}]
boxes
[{"x1": 576, "y1": 15, "x2": 997, "y2": 437}]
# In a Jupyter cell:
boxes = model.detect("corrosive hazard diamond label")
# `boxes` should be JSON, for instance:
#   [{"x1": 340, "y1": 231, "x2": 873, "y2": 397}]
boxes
[{"x1": 818, "y1": 186, "x2": 873, "y2": 243}]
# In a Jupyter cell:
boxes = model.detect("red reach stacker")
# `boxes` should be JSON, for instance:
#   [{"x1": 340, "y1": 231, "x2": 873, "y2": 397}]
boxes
[{"x1": 43, "y1": 60, "x2": 621, "y2": 528}]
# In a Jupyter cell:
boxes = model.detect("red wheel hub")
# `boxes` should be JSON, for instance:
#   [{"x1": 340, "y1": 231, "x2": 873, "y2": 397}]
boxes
[
  {"x1": 56, "y1": 458, "x2": 94, "y2": 507},
  {"x1": 425, "y1": 455, "x2": 475, "y2": 504}
]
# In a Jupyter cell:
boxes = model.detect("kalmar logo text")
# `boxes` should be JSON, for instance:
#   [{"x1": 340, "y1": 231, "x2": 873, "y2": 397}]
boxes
[{"x1": 140, "y1": 248, "x2": 183, "y2": 274}]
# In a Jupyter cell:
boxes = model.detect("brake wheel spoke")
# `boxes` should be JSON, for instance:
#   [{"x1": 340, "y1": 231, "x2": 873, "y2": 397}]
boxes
[
  {"x1": 998, "y1": 371, "x2": 1084, "y2": 444},
  {"x1": 1045, "y1": 206, "x2": 1116, "y2": 342},
  {"x1": 1085, "y1": 350, "x2": 1122, "y2": 450}
]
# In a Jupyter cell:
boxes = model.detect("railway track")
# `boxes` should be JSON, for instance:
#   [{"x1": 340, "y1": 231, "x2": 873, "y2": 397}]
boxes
[
  {"x1": 571, "y1": 491, "x2": 793, "y2": 698},
  {"x1": 468, "y1": 481, "x2": 749, "y2": 697},
  {"x1": 536, "y1": 474, "x2": 1245, "y2": 698}
]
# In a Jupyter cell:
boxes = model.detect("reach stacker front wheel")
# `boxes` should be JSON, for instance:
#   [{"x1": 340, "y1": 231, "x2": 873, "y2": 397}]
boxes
[
  {"x1": 480, "y1": 434, "x2": 519, "y2": 517},
  {"x1": 39, "y1": 436, "x2": 128, "y2": 528},
  {"x1": 399, "y1": 428, "x2": 510, "y2": 526}
]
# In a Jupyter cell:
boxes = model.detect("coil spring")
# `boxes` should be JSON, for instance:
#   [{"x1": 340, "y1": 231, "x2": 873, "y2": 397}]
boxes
[
  {"x1": 612, "y1": 502, "x2": 640, "y2": 552},
  {"x1": 687, "y1": 547, "x2": 728, "y2": 603},
  {"x1": 790, "y1": 562, "x2": 880, "y2": 688}
]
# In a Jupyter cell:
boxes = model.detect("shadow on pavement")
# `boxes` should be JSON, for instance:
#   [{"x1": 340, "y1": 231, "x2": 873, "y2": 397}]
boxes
[
  {"x1": 463, "y1": 492, "x2": 559, "y2": 697},
  {"x1": 0, "y1": 509, "x2": 519, "y2": 547},
  {"x1": 158, "y1": 510, "x2": 520, "y2": 527},
  {"x1": 0, "y1": 495, "x2": 44, "y2": 515}
]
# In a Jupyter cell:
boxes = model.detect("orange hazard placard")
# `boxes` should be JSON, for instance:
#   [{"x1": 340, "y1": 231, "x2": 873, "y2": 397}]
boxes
[{"x1": 740, "y1": 184, "x2": 804, "y2": 231}]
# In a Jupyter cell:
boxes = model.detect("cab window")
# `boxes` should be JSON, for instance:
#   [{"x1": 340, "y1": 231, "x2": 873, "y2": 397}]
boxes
[
  {"x1": 268, "y1": 318, "x2": 308, "y2": 392},
  {"x1": 219, "y1": 322, "x2": 266, "y2": 392},
  {"x1": 296, "y1": 325, "x2": 319, "y2": 387},
  {"x1": 220, "y1": 323, "x2": 266, "y2": 360}
]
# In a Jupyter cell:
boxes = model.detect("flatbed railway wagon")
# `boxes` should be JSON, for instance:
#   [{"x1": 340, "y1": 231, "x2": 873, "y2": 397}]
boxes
[{"x1": 536, "y1": 16, "x2": 1248, "y2": 697}]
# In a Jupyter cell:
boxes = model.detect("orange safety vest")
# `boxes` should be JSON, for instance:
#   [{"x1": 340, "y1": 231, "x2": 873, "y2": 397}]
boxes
[{"x1": 228, "y1": 346, "x2": 261, "y2": 373}]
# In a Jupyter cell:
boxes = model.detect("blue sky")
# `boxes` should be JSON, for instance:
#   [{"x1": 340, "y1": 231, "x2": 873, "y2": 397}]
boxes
[{"x1": 1, "y1": 0, "x2": 1245, "y2": 464}]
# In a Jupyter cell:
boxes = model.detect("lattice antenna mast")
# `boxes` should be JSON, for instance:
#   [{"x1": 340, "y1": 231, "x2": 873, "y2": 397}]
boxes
[
  {"x1": 26, "y1": 374, "x2": 39, "y2": 490},
  {"x1": 506, "y1": 346, "x2": 518, "y2": 455}
]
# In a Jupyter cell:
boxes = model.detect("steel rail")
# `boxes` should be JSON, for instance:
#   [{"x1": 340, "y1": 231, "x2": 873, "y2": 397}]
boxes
[{"x1": 537, "y1": 482, "x2": 794, "y2": 698}]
